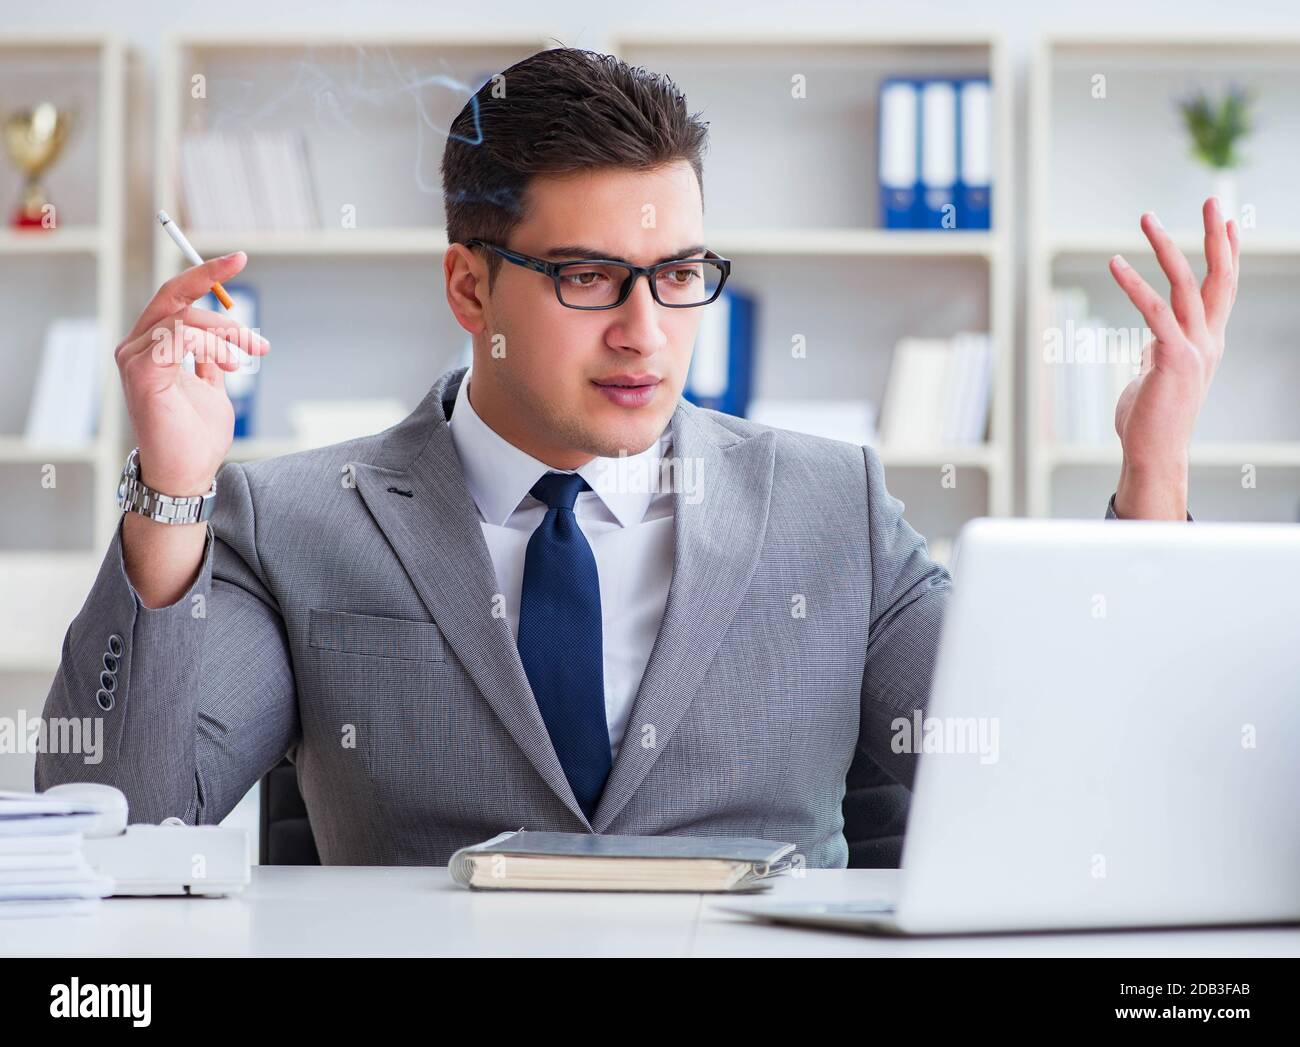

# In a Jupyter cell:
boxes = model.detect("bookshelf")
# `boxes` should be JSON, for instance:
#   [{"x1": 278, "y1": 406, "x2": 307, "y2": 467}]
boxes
[
  {"x1": 0, "y1": 35, "x2": 123, "y2": 673},
  {"x1": 0, "y1": 34, "x2": 123, "y2": 791},
  {"x1": 611, "y1": 31, "x2": 1016, "y2": 553},
  {"x1": 1028, "y1": 33, "x2": 1300, "y2": 520}
]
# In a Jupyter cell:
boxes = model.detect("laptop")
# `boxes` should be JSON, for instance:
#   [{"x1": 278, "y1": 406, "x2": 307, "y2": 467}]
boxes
[{"x1": 718, "y1": 517, "x2": 1300, "y2": 935}]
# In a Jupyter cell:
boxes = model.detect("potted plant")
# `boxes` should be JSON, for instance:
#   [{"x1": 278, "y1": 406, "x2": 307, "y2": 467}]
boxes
[{"x1": 1177, "y1": 85, "x2": 1253, "y2": 222}]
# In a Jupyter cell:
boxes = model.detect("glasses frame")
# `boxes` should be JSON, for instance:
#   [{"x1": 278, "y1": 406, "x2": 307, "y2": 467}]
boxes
[{"x1": 463, "y1": 238, "x2": 732, "y2": 310}]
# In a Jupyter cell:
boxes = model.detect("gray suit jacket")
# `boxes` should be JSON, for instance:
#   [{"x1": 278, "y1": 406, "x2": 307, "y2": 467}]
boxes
[{"x1": 36, "y1": 365, "x2": 1127, "y2": 867}]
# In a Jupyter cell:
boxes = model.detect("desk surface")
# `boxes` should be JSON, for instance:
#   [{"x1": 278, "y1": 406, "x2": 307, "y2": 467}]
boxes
[{"x1": 4, "y1": 868, "x2": 1298, "y2": 957}]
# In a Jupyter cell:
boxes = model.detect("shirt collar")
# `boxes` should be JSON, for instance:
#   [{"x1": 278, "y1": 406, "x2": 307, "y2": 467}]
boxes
[{"x1": 447, "y1": 369, "x2": 669, "y2": 528}]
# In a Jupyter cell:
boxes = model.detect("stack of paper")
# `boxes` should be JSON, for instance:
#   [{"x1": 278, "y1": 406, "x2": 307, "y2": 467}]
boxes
[
  {"x1": 179, "y1": 131, "x2": 320, "y2": 231},
  {"x1": 24, "y1": 318, "x2": 103, "y2": 447},
  {"x1": 0, "y1": 791, "x2": 113, "y2": 919},
  {"x1": 878, "y1": 332, "x2": 993, "y2": 449}
]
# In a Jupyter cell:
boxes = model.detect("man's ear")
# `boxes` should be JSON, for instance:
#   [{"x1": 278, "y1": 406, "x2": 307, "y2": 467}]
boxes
[{"x1": 444, "y1": 243, "x2": 489, "y2": 335}]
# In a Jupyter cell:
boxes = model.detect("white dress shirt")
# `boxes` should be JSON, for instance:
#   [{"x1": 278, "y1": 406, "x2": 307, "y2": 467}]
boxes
[{"x1": 447, "y1": 371, "x2": 675, "y2": 762}]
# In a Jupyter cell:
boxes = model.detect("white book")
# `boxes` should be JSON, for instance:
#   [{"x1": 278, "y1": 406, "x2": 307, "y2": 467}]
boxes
[
  {"x1": 178, "y1": 135, "x2": 212, "y2": 229},
  {"x1": 954, "y1": 332, "x2": 993, "y2": 444},
  {"x1": 288, "y1": 132, "x2": 320, "y2": 230},
  {"x1": 941, "y1": 335, "x2": 973, "y2": 445},
  {"x1": 920, "y1": 81, "x2": 957, "y2": 198},
  {"x1": 686, "y1": 291, "x2": 731, "y2": 399},
  {"x1": 227, "y1": 134, "x2": 259, "y2": 231},
  {"x1": 244, "y1": 133, "x2": 278, "y2": 231},
  {"x1": 879, "y1": 81, "x2": 919, "y2": 191},
  {"x1": 959, "y1": 80, "x2": 992, "y2": 192},
  {"x1": 24, "y1": 319, "x2": 102, "y2": 446},
  {"x1": 880, "y1": 338, "x2": 952, "y2": 449},
  {"x1": 1050, "y1": 288, "x2": 1089, "y2": 442},
  {"x1": 200, "y1": 135, "x2": 234, "y2": 230}
]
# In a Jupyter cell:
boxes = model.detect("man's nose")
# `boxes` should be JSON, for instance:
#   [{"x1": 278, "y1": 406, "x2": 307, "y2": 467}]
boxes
[{"x1": 609, "y1": 275, "x2": 670, "y2": 354}]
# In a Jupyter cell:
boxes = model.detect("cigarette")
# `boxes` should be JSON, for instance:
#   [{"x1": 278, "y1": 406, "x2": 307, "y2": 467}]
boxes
[{"x1": 156, "y1": 210, "x2": 234, "y2": 310}]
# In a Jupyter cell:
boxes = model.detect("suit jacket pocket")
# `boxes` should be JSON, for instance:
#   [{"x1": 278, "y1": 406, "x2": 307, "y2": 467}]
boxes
[{"x1": 308, "y1": 607, "x2": 448, "y2": 663}]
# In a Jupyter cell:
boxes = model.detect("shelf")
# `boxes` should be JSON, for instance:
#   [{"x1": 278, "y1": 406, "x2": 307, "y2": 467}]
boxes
[
  {"x1": 713, "y1": 229, "x2": 999, "y2": 258},
  {"x1": 177, "y1": 227, "x2": 1000, "y2": 261},
  {"x1": 185, "y1": 228, "x2": 451, "y2": 259},
  {"x1": 0, "y1": 227, "x2": 102, "y2": 256},
  {"x1": 0, "y1": 439, "x2": 101, "y2": 463},
  {"x1": 1048, "y1": 233, "x2": 1300, "y2": 259},
  {"x1": 1045, "y1": 442, "x2": 1300, "y2": 468},
  {"x1": 874, "y1": 445, "x2": 1000, "y2": 469}
]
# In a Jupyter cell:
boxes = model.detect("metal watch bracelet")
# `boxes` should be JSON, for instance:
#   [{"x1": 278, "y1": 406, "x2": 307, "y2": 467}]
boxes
[{"x1": 116, "y1": 447, "x2": 217, "y2": 525}]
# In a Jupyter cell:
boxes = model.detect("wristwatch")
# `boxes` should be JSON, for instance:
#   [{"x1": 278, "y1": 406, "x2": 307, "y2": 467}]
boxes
[{"x1": 116, "y1": 447, "x2": 217, "y2": 525}]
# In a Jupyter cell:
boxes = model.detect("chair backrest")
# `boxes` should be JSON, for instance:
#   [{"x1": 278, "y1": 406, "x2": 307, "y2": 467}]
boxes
[
  {"x1": 259, "y1": 756, "x2": 320, "y2": 865},
  {"x1": 841, "y1": 747, "x2": 909, "y2": 868},
  {"x1": 258, "y1": 749, "x2": 905, "y2": 868}
]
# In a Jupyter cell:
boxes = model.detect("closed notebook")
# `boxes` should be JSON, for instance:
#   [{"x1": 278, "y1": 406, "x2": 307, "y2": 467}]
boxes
[{"x1": 450, "y1": 831, "x2": 796, "y2": 893}]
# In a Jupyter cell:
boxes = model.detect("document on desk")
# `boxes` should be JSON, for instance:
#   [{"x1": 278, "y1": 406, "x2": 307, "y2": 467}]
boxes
[{"x1": 450, "y1": 831, "x2": 797, "y2": 892}]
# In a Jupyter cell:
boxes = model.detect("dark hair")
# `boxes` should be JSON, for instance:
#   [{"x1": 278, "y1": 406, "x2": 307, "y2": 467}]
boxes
[{"x1": 441, "y1": 47, "x2": 709, "y2": 282}]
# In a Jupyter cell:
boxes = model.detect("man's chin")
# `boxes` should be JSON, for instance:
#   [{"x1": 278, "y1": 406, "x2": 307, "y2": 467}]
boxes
[{"x1": 579, "y1": 404, "x2": 676, "y2": 458}]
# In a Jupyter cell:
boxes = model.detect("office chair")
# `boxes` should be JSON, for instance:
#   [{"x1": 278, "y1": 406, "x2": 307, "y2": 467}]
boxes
[
  {"x1": 259, "y1": 748, "x2": 907, "y2": 868},
  {"x1": 840, "y1": 747, "x2": 909, "y2": 868},
  {"x1": 259, "y1": 756, "x2": 320, "y2": 865}
]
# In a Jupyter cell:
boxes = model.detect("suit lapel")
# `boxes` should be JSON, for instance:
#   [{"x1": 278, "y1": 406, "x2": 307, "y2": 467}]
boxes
[
  {"x1": 350, "y1": 368, "x2": 592, "y2": 829},
  {"x1": 592, "y1": 403, "x2": 777, "y2": 832}
]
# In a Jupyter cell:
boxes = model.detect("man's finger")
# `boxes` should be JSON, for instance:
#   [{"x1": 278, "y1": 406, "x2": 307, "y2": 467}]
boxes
[
  {"x1": 1140, "y1": 212, "x2": 1207, "y2": 336},
  {"x1": 1201, "y1": 196, "x2": 1233, "y2": 333},
  {"x1": 1109, "y1": 254, "x2": 1183, "y2": 347},
  {"x1": 182, "y1": 305, "x2": 269, "y2": 355},
  {"x1": 117, "y1": 317, "x2": 247, "y2": 372},
  {"x1": 123, "y1": 252, "x2": 247, "y2": 344},
  {"x1": 1226, "y1": 218, "x2": 1240, "y2": 306}
]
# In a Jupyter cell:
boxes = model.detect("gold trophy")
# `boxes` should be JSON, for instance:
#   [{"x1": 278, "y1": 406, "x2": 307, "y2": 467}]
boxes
[{"x1": 4, "y1": 102, "x2": 73, "y2": 229}]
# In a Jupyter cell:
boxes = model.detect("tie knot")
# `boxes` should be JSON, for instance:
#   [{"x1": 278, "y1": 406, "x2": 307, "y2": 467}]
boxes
[{"x1": 530, "y1": 471, "x2": 589, "y2": 511}]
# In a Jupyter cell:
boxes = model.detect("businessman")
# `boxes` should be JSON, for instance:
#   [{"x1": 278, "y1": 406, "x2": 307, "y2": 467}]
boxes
[{"x1": 37, "y1": 48, "x2": 1238, "y2": 866}]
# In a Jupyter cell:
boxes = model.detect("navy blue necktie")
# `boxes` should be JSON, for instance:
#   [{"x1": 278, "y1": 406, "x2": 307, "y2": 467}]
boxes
[{"x1": 516, "y1": 471, "x2": 611, "y2": 821}]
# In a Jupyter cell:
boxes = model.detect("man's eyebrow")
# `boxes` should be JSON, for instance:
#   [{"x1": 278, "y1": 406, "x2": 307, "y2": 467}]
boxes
[{"x1": 542, "y1": 244, "x2": 708, "y2": 265}]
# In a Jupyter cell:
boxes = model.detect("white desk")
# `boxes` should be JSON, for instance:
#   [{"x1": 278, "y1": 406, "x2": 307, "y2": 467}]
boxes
[{"x1": 3, "y1": 868, "x2": 1298, "y2": 957}]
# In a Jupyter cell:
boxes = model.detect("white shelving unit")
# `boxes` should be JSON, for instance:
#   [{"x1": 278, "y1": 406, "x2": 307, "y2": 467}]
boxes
[
  {"x1": 0, "y1": 34, "x2": 123, "y2": 790},
  {"x1": 1028, "y1": 33, "x2": 1300, "y2": 520},
  {"x1": 0, "y1": 34, "x2": 123, "y2": 665},
  {"x1": 611, "y1": 31, "x2": 1015, "y2": 552}
]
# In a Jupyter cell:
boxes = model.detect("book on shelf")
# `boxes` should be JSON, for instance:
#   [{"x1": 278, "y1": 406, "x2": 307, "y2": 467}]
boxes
[
  {"x1": 878, "y1": 332, "x2": 993, "y2": 450},
  {"x1": 197, "y1": 284, "x2": 260, "y2": 438},
  {"x1": 1043, "y1": 287, "x2": 1139, "y2": 445},
  {"x1": 683, "y1": 287, "x2": 755, "y2": 418},
  {"x1": 878, "y1": 76, "x2": 992, "y2": 230},
  {"x1": 24, "y1": 318, "x2": 103, "y2": 447},
  {"x1": 179, "y1": 131, "x2": 320, "y2": 231}
]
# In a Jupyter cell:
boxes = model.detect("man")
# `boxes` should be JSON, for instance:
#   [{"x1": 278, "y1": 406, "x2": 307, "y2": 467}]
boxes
[{"x1": 36, "y1": 49, "x2": 1238, "y2": 867}]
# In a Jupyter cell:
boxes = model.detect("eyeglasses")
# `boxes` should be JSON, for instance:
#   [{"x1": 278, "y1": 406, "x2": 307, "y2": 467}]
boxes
[{"x1": 463, "y1": 239, "x2": 731, "y2": 310}]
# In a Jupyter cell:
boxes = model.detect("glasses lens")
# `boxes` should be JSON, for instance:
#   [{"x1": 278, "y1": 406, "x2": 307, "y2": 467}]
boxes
[
  {"x1": 556, "y1": 263, "x2": 633, "y2": 308},
  {"x1": 655, "y1": 259, "x2": 724, "y2": 306}
]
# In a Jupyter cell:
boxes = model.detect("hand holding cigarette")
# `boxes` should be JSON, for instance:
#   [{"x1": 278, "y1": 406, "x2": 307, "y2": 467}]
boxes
[{"x1": 114, "y1": 226, "x2": 269, "y2": 500}]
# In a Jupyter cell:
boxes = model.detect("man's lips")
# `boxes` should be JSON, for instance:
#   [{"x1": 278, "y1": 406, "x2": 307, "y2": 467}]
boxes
[
  {"x1": 591, "y1": 375, "x2": 661, "y2": 407},
  {"x1": 591, "y1": 375, "x2": 661, "y2": 388}
]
